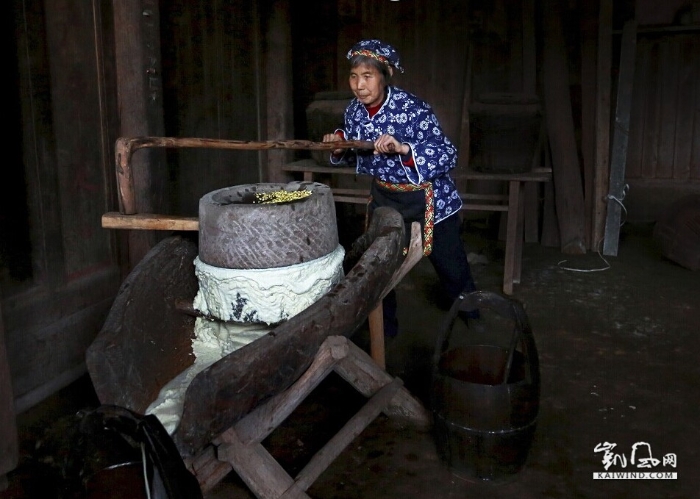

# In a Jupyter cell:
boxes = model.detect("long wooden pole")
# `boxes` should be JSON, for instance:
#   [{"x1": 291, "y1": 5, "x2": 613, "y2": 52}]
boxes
[
  {"x1": 602, "y1": 20, "x2": 637, "y2": 256},
  {"x1": 115, "y1": 136, "x2": 375, "y2": 215},
  {"x1": 593, "y1": 0, "x2": 613, "y2": 251},
  {"x1": 542, "y1": 0, "x2": 587, "y2": 254}
]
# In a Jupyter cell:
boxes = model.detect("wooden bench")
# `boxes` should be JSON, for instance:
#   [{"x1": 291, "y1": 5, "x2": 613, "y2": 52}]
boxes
[{"x1": 282, "y1": 160, "x2": 552, "y2": 295}]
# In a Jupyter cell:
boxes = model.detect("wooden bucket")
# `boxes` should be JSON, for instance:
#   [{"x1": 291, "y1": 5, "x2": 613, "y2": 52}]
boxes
[{"x1": 431, "y1": 291, "x2": 540, "y2": 482}]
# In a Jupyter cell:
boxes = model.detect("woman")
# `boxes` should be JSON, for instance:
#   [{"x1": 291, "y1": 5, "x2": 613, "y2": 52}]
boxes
[{"x1": 323, "y1": 39, "x2": 478, "y2": 337}]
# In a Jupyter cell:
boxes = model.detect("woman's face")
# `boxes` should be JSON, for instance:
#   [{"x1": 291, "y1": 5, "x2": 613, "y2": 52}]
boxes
[{"x1": 349, "y1": 62, "x2": 387, "y2": 108}]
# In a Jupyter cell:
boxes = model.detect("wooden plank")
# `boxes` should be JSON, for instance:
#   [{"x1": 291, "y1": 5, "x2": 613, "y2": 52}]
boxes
[
  {"x1": 230, "y1": 337, "x2": 346, "y2": 445},
  {"x1": 503, "y1": 180, "x2": 522, "y2": 294},
  {"x1": 292, "y1": 379, "x2": 403, "y2": 493},
  {"x1": 673, "y1": 37, "x2": 696, "y2": 179},
  {"x1": 625, "y1": 38, "x2": 649, "y2": 179},
  {"x1": 523, "y1": 0, "x2": 540, "y2": 243},
  {"x1": 580, "y1": 0, "x2": 598, "y2": 249},
  {"x1": 461, "y1": 204, "x2": 509, "y2": 213},
  {"x1": 456, "y1": 40, "x2": 474, "y2": 176},
  {"x1": 592, "y1": 0, "x2": 613, "y2": 251},
  {"x1": 640, "y1": 39, "x2": 660, "y2": 179},
  {"x1": 186, "y1": 446, "x2": 232, "y2": 494},
  {"x1": 657, "y1": 39, "x2": 679, "y2": 179},
  {"x1": 368, "y1": 306, "x2": 385, "y2": 369},
  {"x1": 603, "y1": 20, "x2": 637, "y2": 256},
  {"x1": 217, "y1": 428, "x2": 305, "y2": 499},
  {"x1": 453, "y1": 168, "x2": 553, "y2": 182},
  {"x1": 522, "y1": 0, "x2": 537, "y2": 95},
  {"x1": 542, "y1": 0, "x2": 587, "y2": 254},
  {"x1": 102, "y1": 213, "x2": 199, "y2": 231},
  {"x1": 0, "y1": 307, "x2": 19, "y2": 485},
  {"x1": 691, "y1": 37, "x2": 700, "y2": 180}
]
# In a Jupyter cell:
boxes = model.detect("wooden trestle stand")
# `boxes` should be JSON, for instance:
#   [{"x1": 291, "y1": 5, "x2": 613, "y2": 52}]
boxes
[{"x1": 190, "y1": 335, "x2": 430, "y2": 497}]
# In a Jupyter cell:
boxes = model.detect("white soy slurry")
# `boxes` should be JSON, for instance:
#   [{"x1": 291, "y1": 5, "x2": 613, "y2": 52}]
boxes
[
  {"x1": 145, "y1": 319, "x2": 271, "y2": 434},
  {"x1": 146, "y1": 245, "x2": 345, "y2": 434}
]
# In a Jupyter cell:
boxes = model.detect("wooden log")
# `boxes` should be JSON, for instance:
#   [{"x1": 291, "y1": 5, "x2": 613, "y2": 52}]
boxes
[
  {"x1": 602, "y1": 20, "x2": 637, "y2": 256},
  {"x1": 542, "y1": 0, "x2": 587, "y2": 254}
]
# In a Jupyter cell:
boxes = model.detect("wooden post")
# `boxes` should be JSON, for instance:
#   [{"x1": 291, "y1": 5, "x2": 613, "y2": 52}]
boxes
[
  {"x1": 456, "y1": 41, "x2": 474, "y2": 176},
  {"x1": 522, "y1": 0, "x2": 540, "y2": 243},
  {"x1": 113, "y1": 0, "x2": 167, "y2": 268},
  {"x1": 264, "y1": 0, "x2": 294, "y2": 182},
  {"x1": 602, "y1": 20, "x2": 637, "y2": 256},
  {"x1": 580, "y1": 1, "x2": 600, "y2": 250},
  {"x1": 542, "y1": 0, "x2": 587, "y2": 254}
]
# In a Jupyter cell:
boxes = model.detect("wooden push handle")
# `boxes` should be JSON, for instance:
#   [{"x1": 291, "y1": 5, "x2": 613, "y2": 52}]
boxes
[{"x1": 115, "y1": 136, "x2": 374, "y2": 215}]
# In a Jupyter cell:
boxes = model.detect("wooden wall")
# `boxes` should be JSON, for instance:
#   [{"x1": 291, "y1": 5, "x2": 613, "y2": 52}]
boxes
[
  {"x1": 3, "y1": 0, "x2": 122, "y2": 414},
  {"x1": 160, "y1": 0, "x2": 263, "y2": 215},
  {"x1": 1, "y1": 0, "x2": 290, "y2": 425},
  {"x1": 619, "y1": 26, "x2": 700, "y2": 222},
  {"x1": 626, "y1": 32, "x2": 700, "y2": 182}
]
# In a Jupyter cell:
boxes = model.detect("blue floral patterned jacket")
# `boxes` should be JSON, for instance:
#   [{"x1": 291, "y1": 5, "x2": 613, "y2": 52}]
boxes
[{"x1": 331, "y1": 86, "x2": 462, "y2": 223}]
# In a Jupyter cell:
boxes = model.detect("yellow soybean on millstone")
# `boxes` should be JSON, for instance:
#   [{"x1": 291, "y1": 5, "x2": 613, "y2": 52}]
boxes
[{"x1": 254, "y1": 190, "x2": 312, "y2": 204}]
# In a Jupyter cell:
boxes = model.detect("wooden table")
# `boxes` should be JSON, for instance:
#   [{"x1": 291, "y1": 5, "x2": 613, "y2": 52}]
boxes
[{"x1": 282, "y1": 161, "x2": 553, "y2": 295}]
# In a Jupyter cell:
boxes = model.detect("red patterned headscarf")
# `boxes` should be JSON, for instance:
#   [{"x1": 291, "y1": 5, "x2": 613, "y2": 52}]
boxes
[{"x1": 347, "y1": 39, "x2": 404, "y2": 73}]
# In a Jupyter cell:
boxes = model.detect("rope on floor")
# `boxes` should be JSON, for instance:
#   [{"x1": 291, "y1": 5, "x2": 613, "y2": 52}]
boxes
[{"x1": 556, "y1": 184, "x2": 630, "y2": 273}]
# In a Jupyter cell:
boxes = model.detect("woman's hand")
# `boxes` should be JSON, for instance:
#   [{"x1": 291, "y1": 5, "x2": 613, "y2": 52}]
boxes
[
  {"x1": 373, "y1": 134, "x2": 409, "y2": 156},
  {"x1": 323, "y1": 133, "x2": 344, "y2": 156}
]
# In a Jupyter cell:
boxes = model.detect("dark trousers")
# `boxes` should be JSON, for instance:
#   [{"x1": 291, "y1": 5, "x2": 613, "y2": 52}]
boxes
[{"x1": 369, "y1": 183, "x2": 478, "y2": 336}]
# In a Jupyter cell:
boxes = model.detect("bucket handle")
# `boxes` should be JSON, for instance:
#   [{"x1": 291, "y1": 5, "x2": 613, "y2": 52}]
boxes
[{"x1": 431, "y1": 290, "x2": 535, "y2": 386}]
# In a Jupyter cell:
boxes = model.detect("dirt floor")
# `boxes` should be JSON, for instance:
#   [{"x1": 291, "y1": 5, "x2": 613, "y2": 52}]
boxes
[{"x1": 2, "y1": 220, "x2": 698, "y2": 499}]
